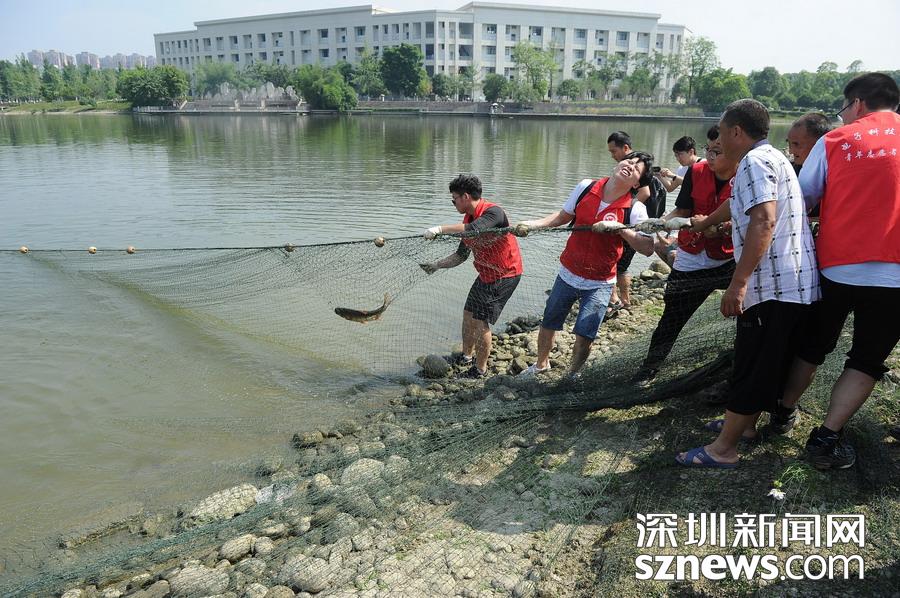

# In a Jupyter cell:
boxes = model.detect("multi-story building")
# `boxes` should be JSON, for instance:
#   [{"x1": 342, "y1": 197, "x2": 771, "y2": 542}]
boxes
[
  {"x1": 27, "y1": 50, "x2": 44, "y2": 68},
  {"x1": 154, "y1": 2, "x2": 686, "y2": 100},
  {"x1": 76, "y1": 52, "x2": 101, "y2": 69}
]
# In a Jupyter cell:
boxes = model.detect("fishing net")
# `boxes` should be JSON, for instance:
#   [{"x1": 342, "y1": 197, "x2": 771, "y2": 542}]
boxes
[{"x1": 0, "y1": 227, "x2": 854, "y2": 597}]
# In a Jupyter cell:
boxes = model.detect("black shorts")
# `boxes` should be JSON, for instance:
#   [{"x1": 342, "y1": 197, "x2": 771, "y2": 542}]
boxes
[
  {"x1": 465, "y1": 275, "x2": 521, "y2": 324},
  {"x1": 796, "y1": 277, "x2": 900, "y2": 380},
  {"x1": 729, "y1": 300, "x2": 811, "y2": 415},
  {"x1": 617, "y1": 245, "x2": 637, "y2": 274}
]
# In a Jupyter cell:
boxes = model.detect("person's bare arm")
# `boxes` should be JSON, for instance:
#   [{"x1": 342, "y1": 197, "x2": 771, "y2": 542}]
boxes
[{"x1": 720, "y1": 201, "x2": 776, "y2": 317}]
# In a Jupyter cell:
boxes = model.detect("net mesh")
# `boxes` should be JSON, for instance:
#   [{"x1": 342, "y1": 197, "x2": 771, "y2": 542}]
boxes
[{"x1": 0, "y1": 229, "x2": 862, "y2": 597}]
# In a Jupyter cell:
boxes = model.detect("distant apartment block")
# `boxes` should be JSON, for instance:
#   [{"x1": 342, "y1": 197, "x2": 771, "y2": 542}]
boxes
[
  {"x1": 26, "y1": 49, "x2": 154, "y2": 70},
  {"x1": 154, "y1": 2, "x2": 687, "y2": 100}
]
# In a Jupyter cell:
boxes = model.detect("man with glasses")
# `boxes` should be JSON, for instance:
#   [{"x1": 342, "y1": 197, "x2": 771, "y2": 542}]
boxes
[
  {"x1": 421, "y1": 174, "x2": 523, "y2": 379},
  {"x1": 633, "y1": 125, "x2": 738, "y2": 387},
  {"x1": 773, "y1": 73, "x2": 900, "y2": 469}
]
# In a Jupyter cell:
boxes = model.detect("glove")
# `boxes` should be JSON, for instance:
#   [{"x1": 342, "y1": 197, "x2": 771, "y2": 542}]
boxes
[
  {"x1": 591, "y1": 220, "x2": 626, "y2": 234},
  {"x1": 664, "y1": 217, "x2": 692, "y2": 231},
  {"x1": 513, "y1": 222, "x2": 530, "y2": 237},
  {"x1": 419, "y1": 262, "x2": 438, "y2": 275},
  {"x1": 634, "y1": 218, "x2": 666, "y2": 234},
  {"x1": 423, "y1": 225, "x2": 442, "y2": 240}
]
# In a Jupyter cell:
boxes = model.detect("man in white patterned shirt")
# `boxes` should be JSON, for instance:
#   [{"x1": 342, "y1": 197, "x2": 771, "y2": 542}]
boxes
[{"x1": 676, "y1": 99, "x2": 820, "y2": 469}]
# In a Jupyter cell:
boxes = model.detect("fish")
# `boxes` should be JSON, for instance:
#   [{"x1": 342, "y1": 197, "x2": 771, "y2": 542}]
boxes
[{"x1": 334, "y1": 293, "x2": 392, "y2": 323}]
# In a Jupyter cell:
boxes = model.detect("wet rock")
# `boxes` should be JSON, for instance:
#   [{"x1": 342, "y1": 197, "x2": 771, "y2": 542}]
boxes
[
  {"x1": 256, "y1": 456, "x2": 284, "y2": 477},
  {"x1": 58, "y1": 501, "x2": 144, "y2": 549},
  {"x1": 184, "y1": 484, "x2": 258, "y2": 527},
  {"x1": 220, "y1": 534, "x2": 255, "y2": 561},
  {"x1": 421, "y1": 354, "x2": 450, "y2": 378},
  {"x1": 253, "y1": 536, "x2": 276, "y2": 556},
  {"x1": 340, "y1": 458, "x2": 384, "y2": 486},
  {"x1": 292, "y1": 431, "x2": 324, "y2": 449},
  {"x1": 169, "y1": 565, "x2": 229, "y2": 597},
  {"x1": 277, "y1": 556, "x2": 333, "y2": 594}
]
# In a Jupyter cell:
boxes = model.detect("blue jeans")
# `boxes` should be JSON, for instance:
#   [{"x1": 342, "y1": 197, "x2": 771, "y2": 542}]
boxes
[{"x1": 541, "y1": 275, "x2": 614, "y2": 340}]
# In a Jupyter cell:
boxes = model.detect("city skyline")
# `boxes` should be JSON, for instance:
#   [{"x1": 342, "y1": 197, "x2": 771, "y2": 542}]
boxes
[
  {"x1": 22, "y1": 49, "x2": 156, "y2": 70},
  {"x1": 1, "y1": 0, "x2": 898, "y2": 75}
]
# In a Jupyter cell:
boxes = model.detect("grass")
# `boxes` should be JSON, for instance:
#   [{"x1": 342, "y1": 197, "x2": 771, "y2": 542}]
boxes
[{"x1": 2, "y1": 100, "x2": 132, "y2": 114}]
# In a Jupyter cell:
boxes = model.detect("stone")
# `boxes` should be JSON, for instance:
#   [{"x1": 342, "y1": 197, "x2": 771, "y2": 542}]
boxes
[
  {"x1": 168, "y1": 565, "x2": 229, "y2": 597},
  {"x1": 308, "y1": 473, "x2": 333, "y2": 493},
  {"x1": 127, "y1": 573, "x2": 153, "y2": 590},
  {"x1": 277, "y1": 556, "x2": 333, "y2": 593},
  {"x1": 382, "y1": 455, "x2": 410, "y2": 483},
  {"x1": 292, "y1": 431, "x2": 324, "y2": 449},
  {"x1": 260, "y1": 523, "x2": 289, "y2": 538},
  {"x1": 253, "y1": 536, "x2": 276, "y2": 556},
  {"x1": 242, "y1": 583, "x2": 269, "y2": 598},
  {"x1": 264, "y1": 587, "x2": 296, "y2": 598},
  {"x1": 323, "y1": 513, "x2": 360, "y2": 543},
  {"x1": 256, "y1": 456, "x2": 284, "y2": 477},
  {"x1": 62, "y1": 591, "x2": 85, "y2": 598},
  {"x1": 220, "y1": 534, "x2": 255, "y2": 561},
  {"x1": 292, "y1": 516, "x2": 312, "y2": 535},
  {"x1": 509, "y1": 357, "x2": 529, "y2": 375},
  {"x1": 421, "y1": 354, "x2": 450, "y2": 378},
  {"x1": 185, "y1": 484, "x2": 258, "y2": 527},
  {"x1": 235, "y1": 557, "x2": 267, "y2": 578},
  {"x1": 328, "y1": 537, "x2": 353, "y2": 564},
  {"x1": 351, "y1": 532, "x2": 374, "y2": 551},
  {"x1": 340, "y1": 458, "x2": 385, "y2": 486},
  {"x1": 502, "y1": 435, "x2": 530, "y2": 449},
  {"x1": 649, "y1": 259, "x2": 672, "y2": 274},
  {"x1": 359, "y1": 441, "x2": 386, "y2": 456},
  {"x1": 130, "y1": 581, "x2": 170, "y2": 598}
]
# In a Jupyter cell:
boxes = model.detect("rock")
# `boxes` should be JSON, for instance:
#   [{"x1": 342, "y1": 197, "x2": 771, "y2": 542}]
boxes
[
  {"x1": 264, "y1": 587, "x2": 296, "y2": 598},
  {"x1": 359, "y1": 441, "x2": 386, "y2": 456},
  {"x1": 253, "y1": 536, "x2": 275, "y2": 556},
  {"x1": 292, "y1": 431, "x2": 324, "y2": 449},
  {"x1": 235, "y1": 557, "x2": 267, "y2": 578},
  {"x1": 323, "y1": 513, "x2": 360, "y2": 543},
  {"x1": 185, "y1": 484, "x2": 258, "y2": 527},
  {"x1": 384, "y1": 428, "x2": 409, "y2": 445},
  {"x1": 256, "y1": 456, "x2": 284, "y2": 477},
  {"x1": 336, "y1": 488, "x2": 378, "y2": 518},
  {"x1": 277, "y1": 556, "x2": 332, "y2": 593},
  {"x1": 220, "y1": 534, "x2": 255, "y2": 561},
  {"x1": 340, "y1": 458, "x2": 385, "y2": 486},
  {"x1": 100, "y1": 587, "x2": 124, "y2": 598},
  {"x1": 421, "y1": 354, "x2": 450, "y2": 378},
  {"x1": 404, "y1": 384, "x2": 423, "y2": 397},
  {"x1": 649, "y1": 260, "x2": 672, "y2": 274},
  {"x1": 491, "y1": 385, "x2": 518, "y2": 402},
  {"x1": 169, "y1": 565, "x2": 229, "y2": 597},
  {"x1": 639, "y1": 269, "x2": 657, "y2": 281},
  {"x1": 502, "y1": 435, "x2": 529, "y2": 449},
  {"x1": 351, "y1": 533, "x2": 373, "y2": 551},
  {"x1": 127, "y1": 573, "x2": 153, "y2": 590},
  {"x1": 242, "y1": 583, "x2": 269, "y2": 598},
  {"x1": 328, "y1": 537, "x2": 353, "y2": 564},
  {"x1": 62, "y1": 591, "x2": 85, "y2": 598},
  {"x1": 292, "y1": 516, "x2": 312, "y2": 535},
  {"x1": 130, "y1": 581, "x2": 170, "y2": 598},
  {"x1": 382, "y1": 455, "x2": 410, "y2": 483},
  {"x1": 308, "y1": 473, "x2": 333, "y2": 494},
  {"x1": 260, "y1": 522, "x2": 288, "y2": 538},
  {"x1": 256, "y1": 483, "x2": 298, "y2": 505},
  {"x1": 340, "y1": 444, "x2": 360, "y2": 459},
  {"x1": 509, "y1": 357, "x2": 529, "y2": 375}
]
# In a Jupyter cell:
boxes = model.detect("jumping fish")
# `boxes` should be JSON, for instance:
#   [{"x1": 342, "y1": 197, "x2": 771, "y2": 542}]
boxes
[{"x1": 334, "y1": 293, "x2": 392, "y2": 323}]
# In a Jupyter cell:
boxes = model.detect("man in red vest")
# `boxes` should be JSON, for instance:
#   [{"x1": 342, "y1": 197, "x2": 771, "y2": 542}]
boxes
[
  {"x1": 420, "y1": 174, "x2": 524, "y2": 379},
  {"x1": 776, "y1": 73, "x2": 900, "y2": 470},
  {"x1": 632, "y1": 125, "x2": 738, "y2": 386},
  {"x1": 515, "y1": 153, "x2": 656, "y2": 377}
]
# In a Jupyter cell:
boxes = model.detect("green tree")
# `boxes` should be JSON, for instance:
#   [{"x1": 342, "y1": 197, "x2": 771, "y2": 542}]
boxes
[
  {"x1": 511, "y1": 41, "x2": 555, "y2": 99},
  {"x1": 156, "y1": 65, "x2": 189, "y2": 101},
  {"x1": 40, "y1": 61, "x2": 65, "y2": 101},
  {"x1": 694, "y1": 68, "x2": 751, "y2": 112},
  {"x1": 116, "y1": 66, "x2": 187, "y2": 106},
  {"x1": 572, "y1": 58, "x2": 594, "y2": 80},
  {"x1": 846, "y1": 60, "x2": 864, "y2": 74},
  {"x1": 380, "y1": 43, "x2": 424, "y2": 97},
  {"x1": 431, "y1": 73, "x2": 453, "y2": 98},
  {"x1": 244, "y1": 63, "x2": 291, "y2": 88},
  {"x1": 13, "y1": 57, "x2": 42, "y2": 100},
  {"x1": 194, "y1": 62, "x2": 244, "y2": 97},
  {"x1": 291, "y1": 65, "x2": 357, "y2": 110},
  {"x1": 482, "y1": 73, "x2": 509, "y2": 102},
  {"x1": 351, "y1": 48, "x2": 385, "y2": 98},
  {"x1": 457, "y1": 66, "x2": 478, "y2": 100},
  {"x1": 555, "y1": 79, "x2": 581, "y2": 101},
  {"x1": 622, "y1": 66, "x2": 657, "y2": 101},
  {"x1": 682, "y1": 36, "x2": 719, "y2": 102},
  {"x1": 748, "y1": 66, "x2": 785, "y2": 98}
]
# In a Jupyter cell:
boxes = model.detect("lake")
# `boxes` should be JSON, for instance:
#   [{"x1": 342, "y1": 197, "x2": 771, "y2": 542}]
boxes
[{"x1": 0, "y1": 113, "x2": 792, "y2": 568}]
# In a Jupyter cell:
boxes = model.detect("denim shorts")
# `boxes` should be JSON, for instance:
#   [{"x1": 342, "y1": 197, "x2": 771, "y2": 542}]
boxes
[{"x1": 541, "y1": 275, "x2": 614, "y2": 340}]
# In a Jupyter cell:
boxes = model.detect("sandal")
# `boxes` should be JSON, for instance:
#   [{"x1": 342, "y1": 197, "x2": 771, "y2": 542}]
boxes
[
  {"x1": 604, "y1": 300, "x2": 624, "y2": 321},
  {"x1": 675, "y1": 446, "x2": 738, "y2": 469},
  {"x1": 703, "y1": 419, "x2": 759, "y2": 444}
]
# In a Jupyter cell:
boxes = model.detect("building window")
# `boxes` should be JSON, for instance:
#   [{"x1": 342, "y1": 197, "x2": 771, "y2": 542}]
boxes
[
  {"x1": 574, "y1": 49, "x2": 585, "y2": 60},
  {"x1": 356, "y1": 26, "x2": 366, "y2": 38},
  {"x1": 575, "y1": 28, "x2": 587, "y2": 41},
  {"x1": 656, "y1": 33, "x2": 664, "y2": 49},
  {"x1": 320, "y1": 48, "x2": 329, "y2": 59},
  {"x1": 485, "y1": 24, "x2": 496, "y2": 35},
  {"x1": 484, "y1": 45, "x2": 496, "y2": 55},
  {"x1": 319, "y1": 28, "x2": 328, "y2": 39},
  {"x1": 529, "y1": 26, "x2": 542, "y2": 38},
  {"x1": 243, "y1": 34, "x2": 252, "y2": 49},
  {"x1": 232, "y1": 54, "x2": 239, "y2": 63},
  {"x1": 617, "y1": 31, "x2": 629, "y2": 45},
  {"x1": 258, "y1": 51, "x2": 267, "y2": 61}
]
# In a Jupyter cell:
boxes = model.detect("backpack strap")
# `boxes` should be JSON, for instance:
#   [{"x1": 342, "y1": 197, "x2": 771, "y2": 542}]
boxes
[{"x1": 568, "y1": 180, "x2": 597, "y2": 229}]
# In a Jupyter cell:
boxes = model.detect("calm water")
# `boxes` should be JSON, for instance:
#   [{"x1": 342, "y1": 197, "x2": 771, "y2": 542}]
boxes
[{"x1": 0, "y1": 114, "x2": 792, "y2": 565}]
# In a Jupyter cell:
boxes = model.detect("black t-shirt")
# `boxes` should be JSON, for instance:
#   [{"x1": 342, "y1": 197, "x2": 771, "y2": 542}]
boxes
[
  {"x1": 455, "y1": 205, "x2": 509, "y2": 258},
  {"x1": 674, "y1": 167, "x2": 729, "y2": 212}
]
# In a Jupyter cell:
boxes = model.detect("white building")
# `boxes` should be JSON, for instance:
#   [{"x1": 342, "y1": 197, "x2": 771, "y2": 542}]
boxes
[
  {"x1": 155, "y1": 2, "x2": 686, "y2": 99},
  {"x1": 76, "y1": 52, "x2": 101, "y2": 69}
]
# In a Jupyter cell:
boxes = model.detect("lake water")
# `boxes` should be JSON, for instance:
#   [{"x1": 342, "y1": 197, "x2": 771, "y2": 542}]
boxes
[{"x1": 0, "y1": 113, "x2": 792, "y2": 568}]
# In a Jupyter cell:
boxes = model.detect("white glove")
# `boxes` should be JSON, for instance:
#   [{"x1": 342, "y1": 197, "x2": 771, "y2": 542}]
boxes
[
  {"x1": 513, "y1": 222, "x2": 530, "y2": 237},
  {"x1": 591, "y1": 220, "x2": 627, "y2": 234},
  {"x1": 423, "y1": 225, "x2": 442, "y2": 240},
  {"x1": 664, "y1": 217, "x2": 693, "y2": 231},
  {"x1": 634, "y1": 218, "x2": 666, "y2": 234}
]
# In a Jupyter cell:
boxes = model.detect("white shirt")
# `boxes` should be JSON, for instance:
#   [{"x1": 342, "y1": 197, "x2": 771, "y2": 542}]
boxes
[
  {"x1": 559, "y1": 178, "x2": 648, "y2": 289},
  {"x1": 730, "y1": 141, "x2": 820, "y2": 310},
  {"x1": 800, "y1": 136, "x2": 900, "y2": 288},
  {"x1": 673, "y1": 245, "x2": 732, "y2": 273}
]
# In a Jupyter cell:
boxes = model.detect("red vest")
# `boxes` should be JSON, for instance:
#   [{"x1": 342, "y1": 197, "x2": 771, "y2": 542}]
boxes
[
  {"x1": 462, "y1": 199, "x2": 523, "y2": 283},
  {"x1": 817, "y1": 111, "x2": 900, "y2": 269},
  {"x1": 559, "y1": 178, "x2": 632, "y2": 281},
  {"x1": 677, "y1": 161, "x2": 734, "y2": 260}
]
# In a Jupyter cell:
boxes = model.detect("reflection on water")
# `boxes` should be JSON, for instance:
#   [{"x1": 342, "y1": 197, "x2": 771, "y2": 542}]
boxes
[{"x1": 0, "y1": 114, "x2": 791, "y2": 562}]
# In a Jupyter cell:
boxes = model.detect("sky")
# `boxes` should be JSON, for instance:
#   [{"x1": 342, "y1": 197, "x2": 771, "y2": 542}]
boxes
[{"x1": 1, "y1": 0, "x2": 898, "y2": 74}]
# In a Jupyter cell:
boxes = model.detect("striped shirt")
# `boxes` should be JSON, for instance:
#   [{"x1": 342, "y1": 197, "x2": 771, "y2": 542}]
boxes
[{"x1": 730, "y1": 140, "x2": 820, "y2": 310}]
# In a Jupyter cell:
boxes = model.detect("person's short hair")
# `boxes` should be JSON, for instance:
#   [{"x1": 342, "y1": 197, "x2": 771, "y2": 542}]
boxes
[
  {"x1": 791, "y1": 112, "x2": 832, "y2": 140},
  {"x1": 624, "y1": 151, "x2": 654, "y2": 188},
  {"x1": 672, "y1": 136, "x2": 695, "y2": 152},
  {"x1": 449, "y1": 174, "x2": 482, "y2": 198},
  {"x1": 607, "y1": 130, "x2": 632, "y2": 148},
  {"x1": 843, "y1": 72, "x2": 900, "y2": 111},
  {"x1": 721, "y1": 99, "x2": 770, "y2": 140},
  {"x1": 706, "y1": 125, "x2": 720, "y2": 141}
]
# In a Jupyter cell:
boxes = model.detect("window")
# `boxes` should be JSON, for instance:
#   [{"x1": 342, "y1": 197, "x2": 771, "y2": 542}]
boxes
[
  {"x1": 485, "y1": 24, "x2": 496, "y2": 34},
  {"x1": 575, "y1": 29, "x2": 587, "y2": 40},
  {"x1": 320, "y1": 48, "x2": 329, "y2": 58},
  {"x1": 484, "y1": 45, "x2": 496, "y2": 55},
  {"x1": 232, "y1": 54, "x2": 239, "y2": 63},
  {"x1": 617, "y1": 31, "x2": 629, "y2": 45},
  {"x1": 258, "y1": 51, "x2": 267, "y2": 61},
  {"x1": 243, "y1": 34, "x2": 252, "y2": 49},
  {"x1": 574, "y1": 49, "x2": 585, "y2": 60},
  {"x1": 656, "y1": 33, "x2": 664, "y2": 49},
  {"x1": 529, "y1": 26, "x2": 542, "y2": 38},
  {"x1": 356, "y1": 26, "x2": 366, "y2": 37},
  {"x1": 595, "y1": 30, "x2": 607, "y2": 45},
  {"x1": 319, "y1": 28, "x2": 329, "y2": 39}
]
